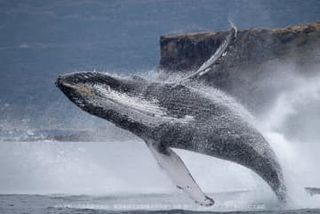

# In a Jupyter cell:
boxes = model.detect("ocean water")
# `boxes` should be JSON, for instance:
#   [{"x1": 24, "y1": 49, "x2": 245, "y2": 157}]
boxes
[
  {"x1": 1, "y1": 193, "x2": 320, "y2": 214},
  {"x1": 1, "y1": 0, "x2": 320, "y2": 213}
]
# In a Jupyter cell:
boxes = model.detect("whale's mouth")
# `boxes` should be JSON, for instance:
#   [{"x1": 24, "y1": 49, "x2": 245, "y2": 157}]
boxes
[
  {"x1": 56, "y1": 73, "x2": 105, "y2": 110},
  {"x1": 55, "y1": 72, "x2": 121, "y2": 103},
  {"x1": 56, "y1": 72, "x2": 121, "y2": 90},
  {"x1": 56, "y1": 79, "x2": 94, "y2": 98}
]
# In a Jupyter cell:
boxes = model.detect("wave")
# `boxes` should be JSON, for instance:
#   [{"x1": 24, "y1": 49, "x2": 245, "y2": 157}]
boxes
[{"x1": 0, "y1": 128, "x2": 133, "y2": 142}]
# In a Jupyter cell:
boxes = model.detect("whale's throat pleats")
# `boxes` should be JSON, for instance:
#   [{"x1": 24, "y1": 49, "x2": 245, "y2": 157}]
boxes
[{"x1": 88, "y1": 83, "x2": 194, "y2": 128}]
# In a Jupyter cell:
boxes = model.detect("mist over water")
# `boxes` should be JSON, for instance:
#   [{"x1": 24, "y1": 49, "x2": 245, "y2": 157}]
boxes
[{"x1": 261, "y1": 73, "x2": 320, "y2": 209}]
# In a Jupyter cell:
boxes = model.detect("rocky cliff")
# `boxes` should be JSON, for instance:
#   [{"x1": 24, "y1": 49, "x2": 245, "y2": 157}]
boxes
[{"x1": 159, "y1": 22, "x2": 320, "y2": 112}]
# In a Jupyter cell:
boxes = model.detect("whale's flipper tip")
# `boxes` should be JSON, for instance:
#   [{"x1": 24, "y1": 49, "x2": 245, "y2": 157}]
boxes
[
  {"x1": 192, "y1": 194, "x2": 215, "y2": 207},
  {"x1": 199, "y1": 195, "x2": 215, "y2": 206}
]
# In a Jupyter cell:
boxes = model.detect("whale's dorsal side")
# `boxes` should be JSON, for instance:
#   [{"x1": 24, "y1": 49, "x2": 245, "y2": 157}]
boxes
[{"x1": 145, "y1": 139, "x2": 214, "y2": 206}]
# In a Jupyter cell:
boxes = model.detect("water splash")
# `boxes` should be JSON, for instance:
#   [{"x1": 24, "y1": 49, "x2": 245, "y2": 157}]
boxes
[
  {"x1": 259, "y1": 73, "x2": 320, "y2": 209},
  {"x1": 1, "y1": 70, "x2": 320, "y2": 210}
]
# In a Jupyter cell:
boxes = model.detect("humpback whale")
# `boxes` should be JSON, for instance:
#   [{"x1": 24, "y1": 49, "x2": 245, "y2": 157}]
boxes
[{"x1": 56, "y1": 26, "x2": 286, "y2": 206}]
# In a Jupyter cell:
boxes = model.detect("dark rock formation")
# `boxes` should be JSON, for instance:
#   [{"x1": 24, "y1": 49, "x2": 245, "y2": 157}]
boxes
[{"x1": 159, "y1": 22, "x2": 320, "y2": 113}]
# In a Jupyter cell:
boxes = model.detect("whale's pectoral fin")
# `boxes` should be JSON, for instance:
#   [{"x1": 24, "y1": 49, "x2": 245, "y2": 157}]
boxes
[
  {"x1": 176, "y1": 22, "x2": 237, "y2": 85},
  {"x1": 146, "y1": 141, "x2": 214, "y2": 206}
]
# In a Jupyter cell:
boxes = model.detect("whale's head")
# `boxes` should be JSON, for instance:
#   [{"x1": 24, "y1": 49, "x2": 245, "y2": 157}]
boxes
[{"x1": 56, "y1": 72, "x2": 154, "y2": 135}]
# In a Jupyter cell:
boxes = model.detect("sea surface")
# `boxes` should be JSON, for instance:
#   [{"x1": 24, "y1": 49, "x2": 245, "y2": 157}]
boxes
[{"x1": 1, "y1": 193, "x2": 320, "y2": 214}]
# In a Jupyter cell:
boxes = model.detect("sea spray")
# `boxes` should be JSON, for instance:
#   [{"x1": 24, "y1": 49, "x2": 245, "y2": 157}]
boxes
[
  {"x1": 0, "y1": 71, "x2": 320, "y2": 210},
  {"x1": 260, "y1": 73, "x2": 320, "y2": 209}
]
